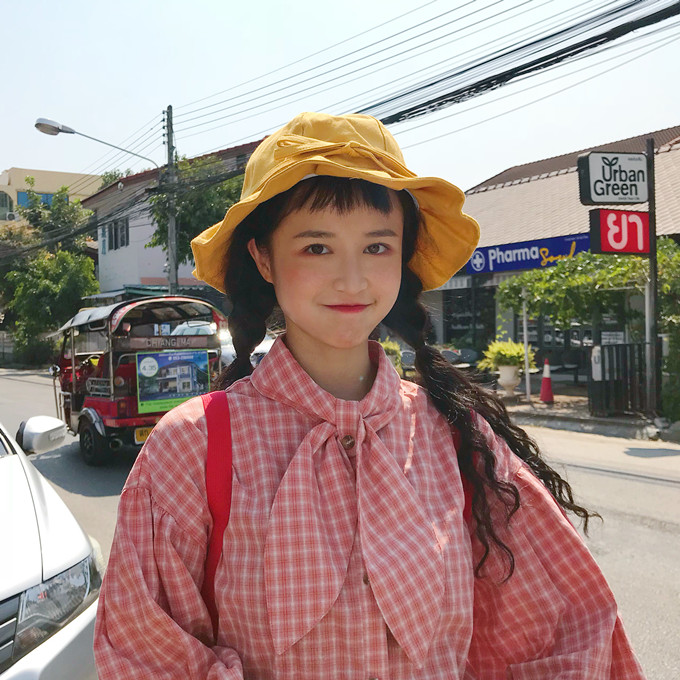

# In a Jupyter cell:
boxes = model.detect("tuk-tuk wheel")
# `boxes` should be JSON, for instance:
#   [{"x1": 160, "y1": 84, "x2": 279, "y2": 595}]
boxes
[{"x1": 79, "y1": 421, "x2": 110, "y2": 466}]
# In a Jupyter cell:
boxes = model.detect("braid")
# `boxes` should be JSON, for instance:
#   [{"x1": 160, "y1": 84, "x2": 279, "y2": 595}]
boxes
[
  {"x1": 213, "y1": 211, "x2": 277, "y2": 390},
  {"x1": 384, "y1": 266, "x2": 600, "y2": 579}
]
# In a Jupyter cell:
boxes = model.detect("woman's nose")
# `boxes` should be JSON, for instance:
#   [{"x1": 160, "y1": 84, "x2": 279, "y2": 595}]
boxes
[{"x1": 333, "y1": 256, "x2": 368, "y2": 294}]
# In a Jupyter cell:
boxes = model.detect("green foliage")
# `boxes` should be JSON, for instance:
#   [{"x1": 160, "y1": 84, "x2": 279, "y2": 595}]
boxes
[
  {"x1": 0, "y1": 176, "x2": 94, "y2": 332},
  {"x1": 149, "y1": 155, "x2": 243, "y2": 264},
  {"x1": 15, "y1": 176, "x2": 94, "y2": 252},
  {"x1": 7, "y1": 251, "x2": 99, "y2": 364},
  {"x1": 99, "y1": 168, "x2": 133, "y2": 191},
  {"x1": 495, "y1": 237, "x2": 680, "y2": 420},
  {"x1": 477, "y1": 339, "x2": 536, "y2": 371},
  {"x1": 379, "y1": 337, "x2": 402, "y2": 370},
  {"x1": 496, "y1": 238, "x2": 680, "y2": 334},
  {"x1": 496, "y1": 249, "x2": 642, "y2": 330}
]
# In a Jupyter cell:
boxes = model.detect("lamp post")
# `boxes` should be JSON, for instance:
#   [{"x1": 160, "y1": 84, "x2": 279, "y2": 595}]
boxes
[{"x1": 35, "y1": 117, "x2": 178, "y2": 294}]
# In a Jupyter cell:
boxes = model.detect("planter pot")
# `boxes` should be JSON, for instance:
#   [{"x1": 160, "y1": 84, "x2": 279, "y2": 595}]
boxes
[{"x1": 497, "y1": 365, "x2": 521, "y2": 397}]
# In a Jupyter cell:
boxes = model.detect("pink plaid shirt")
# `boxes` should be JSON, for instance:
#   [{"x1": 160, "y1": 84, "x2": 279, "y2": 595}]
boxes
[{"x1": 95, "y1": 337, "x2": 645, "y2": 679}]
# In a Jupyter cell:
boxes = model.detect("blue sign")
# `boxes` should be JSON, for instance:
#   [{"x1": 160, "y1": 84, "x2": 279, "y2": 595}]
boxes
[{"x1": 466, "y1": 233, "x2": 590, "y2": 275}]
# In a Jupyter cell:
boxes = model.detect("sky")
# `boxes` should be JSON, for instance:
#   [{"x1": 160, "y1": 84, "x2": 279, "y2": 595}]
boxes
[{"x1": 4, "y1": 0, "x2": 680, "y2": 195}]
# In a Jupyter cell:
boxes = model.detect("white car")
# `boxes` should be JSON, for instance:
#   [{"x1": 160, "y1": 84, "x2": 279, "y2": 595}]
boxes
[
  {"x1": 0, "y1": 416, "x2": 103, "y2": 679},
  {"x1": 171, "y1": 321, "x2": 277, "y2": 367}
]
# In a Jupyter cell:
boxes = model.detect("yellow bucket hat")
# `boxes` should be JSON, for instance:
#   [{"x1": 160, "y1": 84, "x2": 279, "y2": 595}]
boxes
[{"x1": 191, "y1": 111, "x2": 480, "y2": 293}]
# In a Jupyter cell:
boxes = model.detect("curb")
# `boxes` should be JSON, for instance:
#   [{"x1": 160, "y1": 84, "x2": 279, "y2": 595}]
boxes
[{"x1": 509, "y1": 410, "x2": 657, "y2": 440}]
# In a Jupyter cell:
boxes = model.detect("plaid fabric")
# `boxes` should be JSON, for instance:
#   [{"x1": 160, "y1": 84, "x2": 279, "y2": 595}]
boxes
[{"x1": 94, "y1": 337, "x2": 645, "y2": 679}]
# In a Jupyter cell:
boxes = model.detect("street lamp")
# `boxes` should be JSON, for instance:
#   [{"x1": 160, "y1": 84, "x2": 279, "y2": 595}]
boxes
[
  {"x1": 35, "y1": 117, "x2": 178, "y2": 294},
  {"x1": 35, "y1": 118, "x2": 160, "y2": 169}
]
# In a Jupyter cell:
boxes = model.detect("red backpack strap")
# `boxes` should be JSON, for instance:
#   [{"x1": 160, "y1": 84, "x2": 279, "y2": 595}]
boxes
[{"x1": 200, "y1": 390, "x2": 232, "y2": 641}]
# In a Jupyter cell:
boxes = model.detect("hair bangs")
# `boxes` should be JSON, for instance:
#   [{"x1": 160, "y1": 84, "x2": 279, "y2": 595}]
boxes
[{"x1": 282, "y1": 176, "x2": 394, "y2": 218}]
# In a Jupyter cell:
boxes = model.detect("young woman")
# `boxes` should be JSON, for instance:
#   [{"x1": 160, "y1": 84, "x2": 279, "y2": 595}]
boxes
[{"x1": 94, "y1": 112, "x2": 646, "y2": 679}]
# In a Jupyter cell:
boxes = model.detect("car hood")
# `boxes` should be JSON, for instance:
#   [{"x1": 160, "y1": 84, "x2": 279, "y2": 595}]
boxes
[
  {"x1": 0, "y1": 453, "x2": 91, "y2": 601},
  {"x1": 0, "y1": 455, "x2": 42, "y2": 600}
]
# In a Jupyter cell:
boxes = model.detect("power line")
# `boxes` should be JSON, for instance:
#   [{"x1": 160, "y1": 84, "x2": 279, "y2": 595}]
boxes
[
  {"x1": 399, "y1": 25, "x2": 680, "y2": 151},
  {"x1": 176, "y1": 0, "x2": 568, "y2": 142},
  {"x1": 173, "y1": 0, "x2": 528, "y2": 134},
  {"x1": 395, "y1": 21, "x2": 680, "y2": 140},
  {"x1": 174, "y1": 0, "x2": 442, "y2": 113},
  {"x1": 64, "y1": 118, "x2": 163, "y2": 197},
  {"x1": 176, "y1": 0, "x2": 657, "y2": 173},
  {"x1": 365, "y1": 0, "x2": 680, "y2": 123}
]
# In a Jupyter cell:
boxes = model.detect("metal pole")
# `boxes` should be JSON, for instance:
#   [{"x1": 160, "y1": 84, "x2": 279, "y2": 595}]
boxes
[
  {"x1": 646, "y1": 137, "x2": 658, "y2": 416},
  {"x1": 165, "y1": 105, "x2": 178, "y2": 295},
  {"x1": 522, "y1": 288, "x2": 532, "y2": 403}
]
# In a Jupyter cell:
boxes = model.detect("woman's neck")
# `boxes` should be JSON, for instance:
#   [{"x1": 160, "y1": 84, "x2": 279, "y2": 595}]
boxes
[{"x1": 282, "y1": 333, "x2": 378, "y2": 401}]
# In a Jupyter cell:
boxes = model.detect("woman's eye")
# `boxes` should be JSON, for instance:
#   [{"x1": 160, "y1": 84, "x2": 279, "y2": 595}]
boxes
[
  {"x1": 365, "y1": 243, "x2": 389, "y2": 254},
  {"x1": 305, "y1": 243, "x2": 329, "y2": 255}
]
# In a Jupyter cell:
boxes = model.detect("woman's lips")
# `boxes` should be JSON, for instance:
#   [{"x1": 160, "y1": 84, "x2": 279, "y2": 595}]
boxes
[{"x1": 325, "y1": 304, "x2": 370, "y2": 313}]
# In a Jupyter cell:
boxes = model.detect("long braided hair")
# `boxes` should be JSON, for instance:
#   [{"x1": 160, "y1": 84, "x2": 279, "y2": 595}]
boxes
[{"x1": 214, "y1": 176, "x2": 598, "y2": 579}]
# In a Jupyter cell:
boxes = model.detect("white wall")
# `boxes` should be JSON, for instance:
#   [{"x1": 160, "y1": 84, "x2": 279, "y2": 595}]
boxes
[{"x1": 98, "y1": 211, "x2": 197, "y2": 292}]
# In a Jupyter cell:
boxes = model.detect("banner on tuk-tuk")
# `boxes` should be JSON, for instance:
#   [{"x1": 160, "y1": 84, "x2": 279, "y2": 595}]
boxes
[{"x1": 136, "y1": 350, "x2": 210, "y2": 414}]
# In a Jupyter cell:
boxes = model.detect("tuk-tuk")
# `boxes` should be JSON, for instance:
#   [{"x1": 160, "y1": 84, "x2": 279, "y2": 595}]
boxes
[{"x1": 51, "y1": 296, "x2": 228, "y2": 465}]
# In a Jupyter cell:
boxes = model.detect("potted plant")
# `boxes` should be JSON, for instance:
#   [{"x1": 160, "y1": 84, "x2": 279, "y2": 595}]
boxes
[
  {"x1": 477, "y1": 339, "x2": 536, "y2": 397},
  {"x1": 379, "y1": 337, "x2": 403, "y2": 374}
]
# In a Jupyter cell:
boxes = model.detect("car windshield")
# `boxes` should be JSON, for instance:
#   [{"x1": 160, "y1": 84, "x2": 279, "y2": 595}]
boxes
[{"x1": 170, "y1": 321, "x2": 215, "y2": 336}]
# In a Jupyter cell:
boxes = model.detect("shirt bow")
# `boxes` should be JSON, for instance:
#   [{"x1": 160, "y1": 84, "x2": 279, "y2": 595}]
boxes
[{"x1": 250, "y1": 338, "x2": 445, "y2": 668}]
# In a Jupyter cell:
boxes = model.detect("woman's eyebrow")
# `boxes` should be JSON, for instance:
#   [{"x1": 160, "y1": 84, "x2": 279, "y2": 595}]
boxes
[{"x1": 293, "y1": 228, "x2": 399, "y2": 239}]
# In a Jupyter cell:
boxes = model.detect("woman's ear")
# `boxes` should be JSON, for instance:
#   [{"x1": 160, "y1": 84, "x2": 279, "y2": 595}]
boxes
[{"x1": 247, "y1": 238, "x2": 273, "y2": 283}]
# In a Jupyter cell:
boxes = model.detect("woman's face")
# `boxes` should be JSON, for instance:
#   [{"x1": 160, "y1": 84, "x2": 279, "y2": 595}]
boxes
[{"x1": 248, "y1": 194, "x2": 404, "y2": 353}]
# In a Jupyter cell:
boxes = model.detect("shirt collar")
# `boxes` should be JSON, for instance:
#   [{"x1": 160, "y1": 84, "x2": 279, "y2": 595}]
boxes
[{"x1": 251, "y1": 335, "x2": 403, "y2": 428}]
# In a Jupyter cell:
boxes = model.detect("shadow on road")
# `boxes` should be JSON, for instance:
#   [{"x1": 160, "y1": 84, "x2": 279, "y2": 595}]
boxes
[
  {"x1": 28, "y1": 435, "x2": 138, "y2": 497},
  {"x1": 624, "y1": 447, "x2": 680, "y2": 459}
]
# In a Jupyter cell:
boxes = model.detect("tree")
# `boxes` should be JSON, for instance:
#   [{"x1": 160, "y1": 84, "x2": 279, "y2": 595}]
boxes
[
  {"x1": 495, "y1": 237, "x2": 680, "y2": 419},
  {"x1": 7, "y1": 250, "x2": 99, "y2": 363},
  {"x1": 0, "y1": 176, "x2": 97, "y2": 364},
  {"x1": 14, "y1": 176, "x2": 94, "y2": 252},
  {"x1": 99, "y1": 169, "x2": 133, "y2": 191},
  {"x1": 149, "y1": 155, "x2": 243, "y2": 264}
]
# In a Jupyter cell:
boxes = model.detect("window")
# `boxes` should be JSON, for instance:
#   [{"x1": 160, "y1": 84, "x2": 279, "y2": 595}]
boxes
[
  {"x1": 16, "y1": 191, "x2": 59, "y2": 207},
  {"x1": 106, "y1": 217, "x2": 130, "y2": 251},
  {"x1": 0, "y1": 191, "x2": 13, "y2": 220}
]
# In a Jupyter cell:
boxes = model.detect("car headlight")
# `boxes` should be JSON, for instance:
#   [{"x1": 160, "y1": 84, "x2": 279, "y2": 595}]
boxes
[{"x1": 12, "y1": 552, "x2": 102, "y2": 662}]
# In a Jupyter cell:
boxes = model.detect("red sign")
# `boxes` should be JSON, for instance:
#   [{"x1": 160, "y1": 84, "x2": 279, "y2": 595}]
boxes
[{"x1": 589, "y1": 209, "x2": 650, "y2": 255}]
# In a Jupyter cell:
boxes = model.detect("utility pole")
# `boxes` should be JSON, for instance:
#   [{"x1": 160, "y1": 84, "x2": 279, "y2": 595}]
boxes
[
  {"x1": 165, "y1": 105, "x2": 178, "y2": 295},
  {"x1": 646, "y1": 137, "x2": 658, "y2": 416}
]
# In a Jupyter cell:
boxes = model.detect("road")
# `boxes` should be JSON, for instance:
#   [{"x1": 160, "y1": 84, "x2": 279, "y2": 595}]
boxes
[{"x1": 2, "y1": 369, "x2": 679, "y2": 678}]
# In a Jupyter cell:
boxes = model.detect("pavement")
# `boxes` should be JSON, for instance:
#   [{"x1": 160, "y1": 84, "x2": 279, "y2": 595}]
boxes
[{"x1": 502, "y1": 374, "x2": 680, "y2": 443}]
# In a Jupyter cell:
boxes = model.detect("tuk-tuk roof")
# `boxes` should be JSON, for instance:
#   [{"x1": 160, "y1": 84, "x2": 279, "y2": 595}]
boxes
[{"x1": 56, "y1": 296, "x2": 226, "y2": 334}]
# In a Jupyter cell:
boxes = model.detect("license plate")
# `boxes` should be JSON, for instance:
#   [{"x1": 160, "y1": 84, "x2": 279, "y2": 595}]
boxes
[{"x1": 134, "y1": 427, "x2": 154, "y2": 445}]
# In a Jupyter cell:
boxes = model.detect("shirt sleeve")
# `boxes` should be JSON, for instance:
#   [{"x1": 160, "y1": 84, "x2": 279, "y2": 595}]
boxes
[
  {"x1": 466, "y1": 416, "x2": 646, "y2": 680},
  {"x1": 94, "y1": 401, "x2": 244, "y2": 680}
]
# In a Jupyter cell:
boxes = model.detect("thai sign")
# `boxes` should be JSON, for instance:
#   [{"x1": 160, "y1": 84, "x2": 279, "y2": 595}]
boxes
[
  {"x1": 465, "y1": 233, "x2": 590, "y2": 275},
  {"x1": 136, "y1": 350, "x2": 210, "y2": 414},
  {"x1": 589, "y1": 209, "x2": 650, "y2": 255},
  {"x1": 577, "y1": 152, "x2": 648, "y2": 204}
]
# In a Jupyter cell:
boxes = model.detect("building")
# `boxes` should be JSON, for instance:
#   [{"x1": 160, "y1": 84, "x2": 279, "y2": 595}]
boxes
[
  {"x1": 0, "y1": 167, "x2": 101, "y2": 223},
  {"x1": 82, "y1": 140, "x2": 260, "y2": 302},
  {"x1": 421, "y1": 124, "x2": 680, "y2": 353}
]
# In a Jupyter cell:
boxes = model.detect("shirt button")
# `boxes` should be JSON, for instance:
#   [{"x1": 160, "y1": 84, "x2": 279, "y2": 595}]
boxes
[
  {"x1": 340, "y1": 434, "x2": 355, "y2": 450},
  {"x1": 363, "y1": 572, "x2": 370, "y2": 585}
]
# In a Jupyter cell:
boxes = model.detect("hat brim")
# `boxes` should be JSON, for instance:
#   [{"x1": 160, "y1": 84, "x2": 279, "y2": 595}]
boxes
[{"x1": 191, "y1": 155, "x2": 480, "y2": 293}]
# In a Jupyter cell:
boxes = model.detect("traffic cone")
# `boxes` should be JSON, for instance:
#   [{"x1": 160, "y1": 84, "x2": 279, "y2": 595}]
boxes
[{"x1": 539, "y1": 358, "x2": 554, "y2": 405}]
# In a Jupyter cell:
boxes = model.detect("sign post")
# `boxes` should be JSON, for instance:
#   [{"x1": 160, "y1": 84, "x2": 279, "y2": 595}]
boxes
[
  {"x1": 577, "y1": 142, "x2": 658, "y2": 416},
  {"x1": 646, "y1": 137, "x2": 658, "y2": 416}
]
